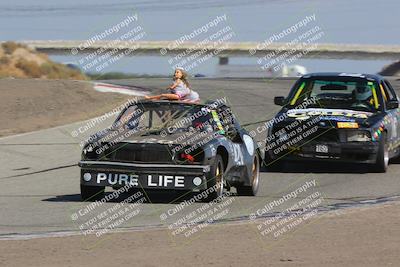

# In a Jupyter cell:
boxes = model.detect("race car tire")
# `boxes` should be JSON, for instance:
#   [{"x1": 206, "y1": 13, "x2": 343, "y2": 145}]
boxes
[
  {"x1": 236, "y1": 155, "x2": 260, "y2": 196},
  {"x1": 81, "y1": 184, "x2": 105, "y2": 201},
  {"x1": 371, "y1": 132, "x2": 389, "y2": 173},
  {"x1": 205, "y1": 154, "x2": 226, "y2": 201}
]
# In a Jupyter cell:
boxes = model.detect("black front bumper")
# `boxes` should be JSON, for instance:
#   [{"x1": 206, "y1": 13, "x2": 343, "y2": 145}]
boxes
[
  {"x1": 79, "y1": 160, "x2": 210, "y2": 191},
  {"x1": 268, "y1": 142, "x2": 379, "y2": 163}
]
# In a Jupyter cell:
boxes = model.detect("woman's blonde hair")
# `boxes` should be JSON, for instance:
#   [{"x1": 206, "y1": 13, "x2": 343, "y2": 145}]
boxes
[{"x1": 174, "y1": 68, "x2": 190, "y2": 89}]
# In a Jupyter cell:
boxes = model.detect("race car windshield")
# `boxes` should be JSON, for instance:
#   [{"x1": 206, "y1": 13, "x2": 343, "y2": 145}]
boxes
[
  {"x1": 116, "y1": 103, "x2": 217, "y2": 134},
  {"x1": 287, "y1": 77, "x2": 383, "y2": 112}
]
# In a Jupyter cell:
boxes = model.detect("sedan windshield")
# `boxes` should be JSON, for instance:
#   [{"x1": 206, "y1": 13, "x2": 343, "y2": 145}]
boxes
[
  {"x1": 287, "y1": 77, "x2": 383, "y2": 112},
  {"x1": 116, "y1": 103, "x2": 218, "y2": 134}
]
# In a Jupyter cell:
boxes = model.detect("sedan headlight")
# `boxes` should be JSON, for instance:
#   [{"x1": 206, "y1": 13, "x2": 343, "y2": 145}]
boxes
[{"x1": 346, "y1": 131, "x2": 371, "y2": 142}]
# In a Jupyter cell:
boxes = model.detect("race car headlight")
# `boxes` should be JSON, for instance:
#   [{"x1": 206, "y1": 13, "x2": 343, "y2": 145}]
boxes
[
  {"x1": 346, "y1": 131, "x2": 371, "y2": 142},
  {"x1": 83, "y1": 145, "x2": 94, "y2": 154},
  {"x1": 82, "y1": 144, "x2": 99, "y2": 159}
]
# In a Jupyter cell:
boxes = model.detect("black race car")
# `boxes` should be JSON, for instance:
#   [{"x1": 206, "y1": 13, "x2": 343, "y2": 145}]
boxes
[
  {"x1": 265, "y1": 73, "x2": 400, "y2": 172},
  {"x1": 79, "y1": 100, "x2": 260, "y2": 201}
]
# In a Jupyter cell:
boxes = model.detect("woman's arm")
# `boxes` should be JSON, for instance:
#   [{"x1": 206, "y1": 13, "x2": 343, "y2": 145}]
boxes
[{"x1": 168, "y1": 79, "x2": 181, "y2": 89}]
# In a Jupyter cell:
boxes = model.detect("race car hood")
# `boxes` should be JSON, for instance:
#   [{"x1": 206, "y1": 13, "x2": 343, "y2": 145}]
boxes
[
  {"x1": 86, "y1": 127, "x2": 215, "y2": 148},
  {"x1": 280, "y1": 108, "x2": 382, "y2": 127},
  {"x1": 121, "y1": 131, "x2": 213, "y2": 147}
]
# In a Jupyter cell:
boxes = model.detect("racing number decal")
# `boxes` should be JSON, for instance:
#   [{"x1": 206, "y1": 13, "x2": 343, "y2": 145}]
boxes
[{"x1": 230, "y1": 143, "x2": 244, "y2": 165}]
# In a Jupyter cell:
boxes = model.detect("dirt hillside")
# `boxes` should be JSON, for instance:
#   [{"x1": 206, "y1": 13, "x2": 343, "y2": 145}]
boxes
[{"x1": 0, "y1": 78, "x2": 132, "y2": 137}]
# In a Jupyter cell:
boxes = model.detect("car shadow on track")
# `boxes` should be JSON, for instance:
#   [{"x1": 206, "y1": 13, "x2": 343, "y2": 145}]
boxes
[
  {"x1": 42, "y1": 190, "x2": 208, "y2": 204},
  {"x1": 43, "y1": 194, "x2": 82, "y2": 202},
  {"x1": 261, "y1": 161, "x2": 372, "y2": 174}
]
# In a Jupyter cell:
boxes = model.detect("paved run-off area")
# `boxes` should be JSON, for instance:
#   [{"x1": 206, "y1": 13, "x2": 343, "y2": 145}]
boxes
[
  {"x1": 1, "y1": 202, "x2": 399, "y2": 267},
  {"x1": 0, "y1": 78, "x2": 400, "y2": 266}
]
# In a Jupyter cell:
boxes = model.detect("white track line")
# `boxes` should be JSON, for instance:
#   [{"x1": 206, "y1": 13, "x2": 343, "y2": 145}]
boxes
[{"x1": 94, "y1": 82, "x2": 150, "y2": 96}]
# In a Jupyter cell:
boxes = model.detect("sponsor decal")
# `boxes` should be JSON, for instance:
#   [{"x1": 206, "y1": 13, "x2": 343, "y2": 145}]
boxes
[
  {"x1": 287, "y1": 108, "x2": 370, "y2": 120},
  {"x1": 337, "y1": 122, "x2": 359, "y2": 129},
  {"x1": 147, "y1": 175, "x2": 185, "y2": 188},
  {"x1": 92, "y1": 172, "x2": 187, "y2": 188},
  {"x1": 339, "y1": 73, "x2": 365, "y2": 77},
  {"x1": 96, "y1": 173, "x2": 139, "y2": 186},
  {"x1": 372, "y1": 125, "x2": 385, "y2": 142},
  {"x1": 211, "y1": 110, "x2": 225, "y2": 134},
  {"x1": 319, "y1": 116, "x2": 355, "y2": 122}
]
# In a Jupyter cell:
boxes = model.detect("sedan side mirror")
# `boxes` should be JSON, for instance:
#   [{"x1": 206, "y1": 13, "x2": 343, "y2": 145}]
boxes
[
  {"x1": 387, "y1": 99, "x2": 399, "y2": 110},
  {"x1": 274, "y1": 96, "x2": 286, "y2": 106}
]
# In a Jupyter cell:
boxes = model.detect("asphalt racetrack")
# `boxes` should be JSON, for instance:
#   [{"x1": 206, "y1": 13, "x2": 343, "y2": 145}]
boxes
[{"x1": 1, "y1": 77, "x2": 400, "y2": 238}]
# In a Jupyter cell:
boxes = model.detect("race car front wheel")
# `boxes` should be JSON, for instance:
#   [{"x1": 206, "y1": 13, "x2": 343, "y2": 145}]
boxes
[
  {"x1": 237, "y1": 155, "x2": 260, "y2": 196},
  {"x1": 81, "y1": 184, "x2": 105, "y2": 201},
  {"x1": 205, "y1": 155, "x2": 226, "y2": 201},
  {"x1": 371, "y1": 132, "x2": 389, "y2": 173}
]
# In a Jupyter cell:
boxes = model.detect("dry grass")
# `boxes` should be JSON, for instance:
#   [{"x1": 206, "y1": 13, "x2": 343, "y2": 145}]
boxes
[
  {"x1": 2, "y1": 41, "x2": 23, "y2": 55},
  {"x1": 0, "y1": 41, "x2": 87, "y2": 80}
]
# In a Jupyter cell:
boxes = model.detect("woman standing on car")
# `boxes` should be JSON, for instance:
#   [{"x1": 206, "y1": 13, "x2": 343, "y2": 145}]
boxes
[{"x1": 145, "y1": 68, "x2": 200, "y2": 103}]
